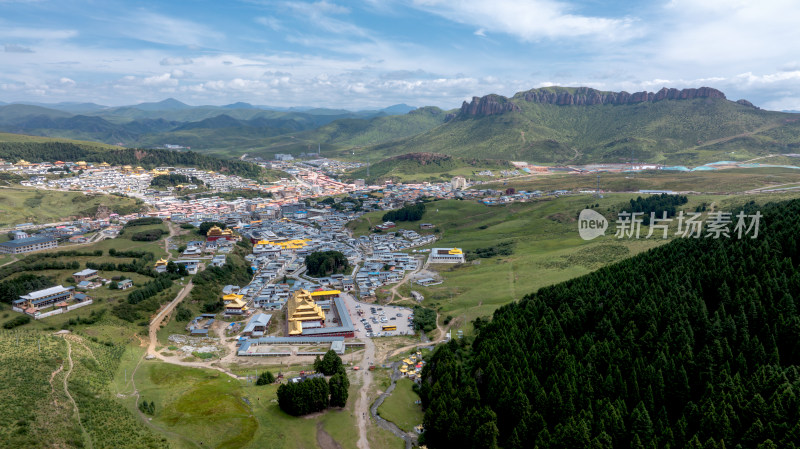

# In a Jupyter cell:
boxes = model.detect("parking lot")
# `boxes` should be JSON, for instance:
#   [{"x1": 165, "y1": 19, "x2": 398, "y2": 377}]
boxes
[{"x1": 340, "y1": 293, "x2": 415, "y2": 338}]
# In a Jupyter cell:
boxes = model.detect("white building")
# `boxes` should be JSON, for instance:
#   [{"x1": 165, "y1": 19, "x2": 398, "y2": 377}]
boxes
[{"x1": 428, "y1": 248, "x2": 466, "y2": 264}]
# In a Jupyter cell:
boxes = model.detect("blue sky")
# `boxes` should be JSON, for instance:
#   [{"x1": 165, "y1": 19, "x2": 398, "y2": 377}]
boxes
[{"x1": 2, "y1": 0, "x2": 800, "y2": 110}]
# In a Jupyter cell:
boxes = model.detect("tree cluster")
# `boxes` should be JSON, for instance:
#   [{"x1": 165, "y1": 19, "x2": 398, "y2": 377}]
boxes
[
  {"x1": 3, "y1": 315, "x2": 32, "y2": 329},
  {"x1": 419, "y1": 198, "x2": 800, "y2": 449},
  {"x1": 256, "y1": 371, "x2": 275, "y2": 385},
  {"x1": 138, "y1": 400, "x2": 156, "y2": 415},
  {"x1": 150, "y1": 173, "x2": 203, "y2": 188},
  {"x1": 0, "y1": 250, "x2": 97, "y2": 281},
  {"x1": 305, "y1": 251, "x2": 349, "y2": 277},
  {"x1": 277, "y1": 377, "x2": 330, "y2": 416},
  {"x1": 412, "y1": 306, "x2": 437, "y2": 333},
  {"x1": 86, "y1": 258, "x2": 156, "y2": 278},
  {"x1": 187, "y1": 189, "x2": 272, "y2": 201},
  {"x1": 123, "y1": 217, "x2": 163, "y2": 228},
  {"x1": 622, "y1": 193, "x2": 689, "y2": 225},
  {"x1": 0, "y1": 274, "x2": 53, "y2": 304},
  {"x1": 130, "y1": 229, "x2": 165, "y2": 241},
  {"x1": 465, "y1": 241, "x2": 514, "y2": 261},
  {"x1": 125, "y1": 276, "x2": 173, "y2": 305},
  {"x1": 382, "y1": 202, "x2": 426, "y2": 222},
  {"x1": 314, "y1": 349, "x2": 346, "y2": 376},
  {"x1": 108, "y1": 248, "x2": 154, "y2": 259}
]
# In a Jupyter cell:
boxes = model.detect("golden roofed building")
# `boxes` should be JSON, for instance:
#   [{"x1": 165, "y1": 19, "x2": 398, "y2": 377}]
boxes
[
  {"x1": 122, "y1": 165, "x2": 133, "y2": 173},
  {"x1": 287, "y1": 289, "x2": 326, "y2": 335},
  {"x1": 154, "y1": 258, "x2": 169, "y2": 267},
  {"x1": 224, "y1": 295, "x2": 247, "y2": 315},
  {"x1": 207, "y1": 226, "x2": 236, "y2": 241},
  {"x1": 15, "y1": 159, "x2": 31, "y2": 167},
  {"x1": 223, "y1": 293, "x2": 244, "y2": 304},
  {"x1": 98, "y1": 162, "x2": 111, "y2": 168},
  {"x1": 76, "y1": 161, "x2": 87, "y2": 167},
  {"x1": 255, "y1": 238, "x2": 309, "y2": 250}
]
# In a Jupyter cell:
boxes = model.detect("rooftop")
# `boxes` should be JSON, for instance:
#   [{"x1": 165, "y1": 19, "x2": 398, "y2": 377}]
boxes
[
  {"x1": 0, "y1": 235, "x2": 56, "y2": 248},
  {"x1": 20, "y1": 285, "x2": 73, "y2": 300}
]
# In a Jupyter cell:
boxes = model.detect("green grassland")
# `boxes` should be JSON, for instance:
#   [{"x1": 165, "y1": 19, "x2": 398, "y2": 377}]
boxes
[
  {"x1": 481, "y1": 167, "x2": 800, "y2": 194},
  {"x1": 351, "y1": 193, "x2": 800, "y2": 334},
  {"x1": 0, "y1": 131, "x2": 120, "y2": 149},
  {"x1": 0, "y1": 187, "x2": 144, "y2": 227},
  {"x1": 124, "y1": 361, "x2": 361, "y2": 449},
  {"x1": 376, "y1": 378, "x2": 423, "y2": 433},
  {"x1": 344, "y1": 152, "x2": 511, "y2": 184},
  {"x1": 0, "y1": 331, "x2": 169, "y2": 449}
]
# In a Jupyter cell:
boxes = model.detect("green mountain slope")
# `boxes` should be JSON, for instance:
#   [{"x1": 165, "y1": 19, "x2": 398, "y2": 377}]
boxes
[
  {"x1": 346, "y1": 152, "x2": 510, "y2": 183},
  {"x1": 419, "y1": 197, "x2": 800, "y2": 449},
  {"x1": 252, "y1": 106, "x2": 449, "y2": 156},
  {"x1": 358, "y1": 87, "x2": 796, "y2": 165}
]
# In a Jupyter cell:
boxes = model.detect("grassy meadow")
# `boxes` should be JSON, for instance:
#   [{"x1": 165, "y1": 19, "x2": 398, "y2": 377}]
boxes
[
  {"x1": 121, "y1": 360, "x2": 362, "y2": 449},
  {"x1": 0, "y1": 187, "x2": 143, "y2": 228},
  {"x1": 350, "y1": 193, "x2": 800, "y2": 335},
  {"x1": 376, "y1": 378, "x2": 423, "y2": 433},
  {"x1": 481, "y1": 167, "x2": 800, "y2": 194}
]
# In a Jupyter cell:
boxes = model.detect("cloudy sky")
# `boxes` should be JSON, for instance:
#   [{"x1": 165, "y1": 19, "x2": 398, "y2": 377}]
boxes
[{"x1": 2, "y1": 0, "x2": 800, "y2": 110}]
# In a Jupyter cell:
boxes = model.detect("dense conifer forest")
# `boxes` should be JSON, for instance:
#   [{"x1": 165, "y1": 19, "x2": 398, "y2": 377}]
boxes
[{"x1": 419, "y1": 199, "x2": 800, "y2": 449}]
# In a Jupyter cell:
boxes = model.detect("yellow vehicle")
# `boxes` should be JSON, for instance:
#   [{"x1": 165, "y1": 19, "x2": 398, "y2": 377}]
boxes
[{"x1": 382, "y1": 325, "x2": 397, "y2": 331}]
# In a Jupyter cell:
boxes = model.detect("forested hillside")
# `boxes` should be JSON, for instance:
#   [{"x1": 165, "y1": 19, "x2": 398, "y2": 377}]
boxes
[
  {"x1": 0, "y1": 141, "x2": 269, "y2": 179},
  {"x1": 420, "y1": 198, "x2": 800, "y2": 449}
]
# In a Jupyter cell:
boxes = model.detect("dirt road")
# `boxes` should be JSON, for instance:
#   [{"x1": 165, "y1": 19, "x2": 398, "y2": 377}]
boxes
[
  {"x1": 147, "y1": 280, "x2": 193, "y2": 356},
  {"x1": 355, "y1": 337, "x2": 376, "y2": 449}
]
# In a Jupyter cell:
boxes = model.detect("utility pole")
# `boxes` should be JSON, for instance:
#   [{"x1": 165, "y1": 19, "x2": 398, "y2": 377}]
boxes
[{"x1": 595, "y1": 173, "x2": 601, "y2": 198}]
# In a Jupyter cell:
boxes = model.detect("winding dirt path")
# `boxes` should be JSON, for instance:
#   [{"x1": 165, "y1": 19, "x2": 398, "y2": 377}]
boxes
[
  {"x1": 48, "y1": 363, "x2": 64, "y2": 406},
  {"x1": 61, "y1": 336, "x2": 93, "y2": 449},
  {"x1": 163, "y1": 222, "x2": 179, "y2": 260}
]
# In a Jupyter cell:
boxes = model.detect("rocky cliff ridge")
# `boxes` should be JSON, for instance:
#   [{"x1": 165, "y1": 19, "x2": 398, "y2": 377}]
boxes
[{"x1": 459, "y1": 86, "x2": 737, "y2": 117}]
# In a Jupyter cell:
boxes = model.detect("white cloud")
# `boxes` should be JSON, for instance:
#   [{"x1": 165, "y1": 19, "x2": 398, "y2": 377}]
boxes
[
  {"x1": 118, "y1": 12, "x2": 223, "y2": 47},
  {"x1": 142, "y1": 73, "x2": 178, "y2": 87},
  {"x1": 410, "y1": 0, "x2": 637, "y2": 41},
  {"x1": 59, "y1": 77, "x2": 76, "y2": 86},
  {"x1": 160, "y1": 57, "x2": 193, "y2": 66},
  {"x1": 255, "y1": 16, "x2": 283, "y2": 31},
  {"x1": 0, "y1": 27, "x2": 77, "y2": 40},
  {"x1": 4, "y1": 43, "x2": 34, "y2": 53}
]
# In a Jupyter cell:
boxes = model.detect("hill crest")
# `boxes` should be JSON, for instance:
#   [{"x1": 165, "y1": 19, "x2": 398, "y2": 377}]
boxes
[{"x1": 459, "y1": 86, "x2": 732, "y2": 117}]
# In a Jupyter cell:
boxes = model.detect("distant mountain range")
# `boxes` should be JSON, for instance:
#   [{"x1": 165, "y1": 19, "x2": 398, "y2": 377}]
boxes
[
  {"x1": 3, "y1": 88, "x2": 800, "y2": 165},
  {"x1": 0, "y1": 99, "x2": 420, "y2": 151}
]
